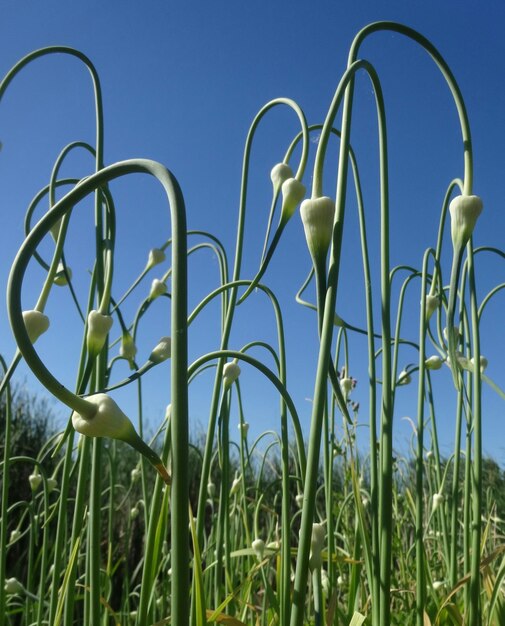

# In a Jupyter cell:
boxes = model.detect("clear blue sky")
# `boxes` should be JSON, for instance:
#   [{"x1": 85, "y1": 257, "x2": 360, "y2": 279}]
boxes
[{"x1": 1, "y1": 1, "x2": 504, "y2": 463}]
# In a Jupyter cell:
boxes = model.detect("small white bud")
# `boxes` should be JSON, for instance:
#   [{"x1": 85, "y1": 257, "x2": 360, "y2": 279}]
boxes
[
  {"x1": 321, "y1": 569, "x2": 330, "y2": 595},
  {"x1": 295, "y1": 493, "x2": 304, "y2": 508},
  {"x1": 223, "y1": 360, "x2": 241, "y2": 389},
  {"x1": 120, "y1": 332, "x2": 137, "y2": 365},
  {"x1": 4, "y1": 577, "x2": 24, "y2": 595},
  {"x1": 270, "y1": 163, "x2": 294, "y2": 194},
  {"x1": 72, "y1": 393, "x2": 136, "y2": 441},
  {"x1": 207, "y1": 482, "x2": 216, "y2": 498},
  {"x1": 131, "y1": 467, "x2": 141, "y2": 482},
  {"x1": 53, "y1": 262, "x2": 72, "y2": 286},
  {"x1": 300, "y1": 196, "x2": 335, "y2": 264},
  {"x1": 130, "y1": 506, "x2": 139, "y2": 520},
  {"x1": 47, "y1": 478, "x2": 57, "y2": 493},
  {"x1": 230, "y1": 475, "x2": 241, "y2": 495},
  {"x1": 426, "y1": 450, "x2": 434, "y2": 461},
  {"x1": 238, "y1": 422, "x2": 249, "y2": 438},
  {"x1": 309, "y1": 523, "x2": 325, "y2": 570},
  {"x1": 425, "y1": 355, "x2": 443, "y2": 370},
  {"x1": 280, "y1": 178, "x2": 306, "y2": 222},
  {"x1": 252, "y1": 538, "x2": 265, "y2": 560},
  {"x1": 28, "y1": 469, "x2": 42, "y2": 491},
  {"x1": 397, "y1": 369, "x2": 411, "y2": 386},
  {"x1": 449, "y1": 195, "x2": 483, "y2": 249},
  {"x1": 146, "y1": 248, "x2": 166, "y2": 269},
  {"x1": 469, "y1": 355, "x2": 488, "y2": 374},
  {"x1": 22, "y1": 310, "x2": 50, "y2": 343},
  {"x1": 86, "y1": 310, "x2": 113, "y2": 355},
  {"x1": 148, "y1": 278, "x2": 167, "y2": 301},
  {"x1": 424, "y1": 294, "x2": 440, "y2": 321},
  {"x1": 149, "y1": 337, "x2": 171, "y2": 363},
  {"x1": 432, "y1": 493, "x2": 444, "y2": 511},
  {"x1": 340, "y1": 377, "x2": 353, "y2": 399},
  {"x1": 10, "y1": 529, "x2": 21, "y2": 543},
  {"x1": 432, "y1": 580, "x2": 445, "y2": 591}
]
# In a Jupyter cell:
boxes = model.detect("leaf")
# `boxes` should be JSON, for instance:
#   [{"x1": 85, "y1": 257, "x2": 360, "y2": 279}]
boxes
[
  {"x1": 348, "y1": 611, "x2": 366, "y2": 626},
  {"x1": 205, "y1": 610, "x2": 247, "y2": 626}
]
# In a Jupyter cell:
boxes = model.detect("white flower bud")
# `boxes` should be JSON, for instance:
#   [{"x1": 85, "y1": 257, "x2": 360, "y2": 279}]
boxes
[
  {"x1": 22, "y1": 310, "x2": 50, "y2": 343},
  {"x1": 449, "y1": 195, "x2": 483, "y2": 249},
  {"x1": 230, "y1": 475, "x2": 242, "y2": 495},
  {"x1": 53, "y1": 262, "x2": 72, "y2": 286},
  {"x1": 300, "y1": 196, "x2": 335, "y2": 264},
  {"x1": 280, "y1": 178, "x2": 306, "y2": 222},
  {"x1": 295, "y1": 493, "x2": 304, "y2": 508},
  {"x1": 425, "y1": 355, "x2": 443, "y2": 370},
  {"x1": 148, "y1": 278, "x2": 167, "y2": 301},
  {"x1": 469, "y1": 355, "x2": 488, "y2": 374},
  {"x1": 309, "y1": 523, "x2": 325, "y2": 570},
  {"x1": 223, "y1": 360, "x2": 241, "y2": 389},
  {"x1": 149, "y1": 336, "x2": 171, "y2": 363},
  {"x1": 252, "y1": 538, "x2": 265, "y2": 560},
  {"x1": 432, "y1": 493, "x2": 444, "y2": 512},
  {"x1": 432, "y1": 580, "x2": 445, "y2": 591},
  {"x1": 72, "y1": 393, "x2": 137, "y2": 441},
  {"x1": 397, "y1": 369, "x2": 411, "y2": 386},
  {"x1": 238, "y1": 422, "x2": 249, "y2": 438},
  {"x1": 270, "y1": 162, "x2": 294, "y2": 193},
  {"x1": 29, "y1": 469, "x2": 42, "y2": 491},
  {"x1": 130, "y1": 506, "x2": 139, "y2": 520},
  {"x1": 340, "y1": 377, "x2": 353, "y2": 399},
  {"x1": 10, "y1": 529, "x2": 21, "y2": 543},
  {"x1": 131, "y1": 467, "x2": 141, "y2": 482},
  {"x1": 47, "y1": 478, "x2": 58, "y2": 493},
  {"x1": 424, "y1": 294, "x2": 440, "y2": 321},
  {"x1": 120, "y1": 332, "x2": 137, "y2": 364},
  {"x1": 207, "y1": 482, "x2": 216, "y2": 498},
  {"x1": 86, "y1": 310, "x2": 113, "y2": 355},
  {"x1": 146, "y1": 248, "x2": 166, "y2": 269},
  {"x1": 321, "y1": 569, "x2": 330, "y2": 595},
  {"x1": 266, "y1": 540, "x2": 280, "y2": 550},
  {"x1": 4, "y1": 577, "x2": 24, "y2": 595},
  {"x1": 426, "y1": 450, "x2": 434, "y2": 461}
]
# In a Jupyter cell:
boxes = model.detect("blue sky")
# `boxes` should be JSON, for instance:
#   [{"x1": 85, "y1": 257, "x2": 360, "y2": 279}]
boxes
[{"x1": 1, "y1": 1, "x2": 505, "y2": 463}]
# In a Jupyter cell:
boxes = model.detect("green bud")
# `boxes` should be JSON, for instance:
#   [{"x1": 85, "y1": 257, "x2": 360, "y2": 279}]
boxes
[
  {"x1": 53, "y1": 262, "x2": 72, "y2": 286},
  {"x1": 120, "y1": 332, "x2": 137, "y2": 365},
  {"x1": 4, "y1": 578, "x2": 24, "y2": 595},
  {"x1": 252, "y1": 538, "x2": 265, "y2": 560}
]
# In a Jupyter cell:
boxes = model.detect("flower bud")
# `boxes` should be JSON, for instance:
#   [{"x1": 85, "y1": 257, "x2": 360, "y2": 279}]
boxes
[
  {"x1": 469, "y1": 355, "x2": 488, "y2": 374},
  {"x1": 449, "y1": 195, "x2": 483, "y2": 249},
  {"x1": 397, "y1": 369, "x2": 411, "y2": 386},
  {"x1": 223, "y1": 360, "x2": 241, "y2": 389},
  {"x1": 340, "y1": 377, "x2": 353, "y2": 400},
  {"x1": 146, "y1": 248, "x2": 166, "y2": 270},
  {"x1": 4, "y1": 577, "x2": 23, "y2": 595},
  {"x1": 280, "y1": 178, "x2": 306, "y2": 222},
  {"x1": 252, "y1": 538, "x2": 265, "y2": 560},
  {"x1": 148, "y1": 278, "x2": 167, "y2": 301},
  {"x1": 321, "y1": 569, "x2": 330, "y2": 595},
  {"x1": 149, "y1": 336, "x2": 171, "y2": 363},
  {"x1": 130, "y1": 506, "x2": 139, "y2": 520},
  {"x1": 120, "y1": 332, "x2": 137, "y2": 365},
  {"x1": 432, "y1": 580, "x2": 445, "y2": 591},
  {"x1": 131, "y1": 467, "x2": 141, "y2": 482},
  {"x1": 425, "y1": 355, "x2": 443, "y2": 370},
  {"x1": 47, "y1": 478, "x2": 58, "y2": 493},
  {"x1": 230, "y1": 475, "x2": 242, "y2": 495},
  {"x1": 207, "y1": 482, "x2": 216, "y2": 498},
  {"x1": 53, "y1": 262, "x2": 72, "y2": 286},
  {"x1": 238, "y1": 422, "x2": 249, "y2": 438},
  {"x1": 72, "y1": 393, "x2": 137, "y2": 442},
  {"x1": 309, "y1": 523, "x2": 325, "y2": 570},
  {"x1": 432, "y1": 493, "x2": 444, "y2": 512},
  {"x1": 424, "y1": 294, "x2": 440, "y2": 321},
  {"x1": 86, "y1": 310, "x2": 113, "y2": 355},
  {"x1": 29, "y1": 469, "x2": 42, "y2": 492},
  {"x1": 22, "y1": 310, "x2": 50, "y2": 343},
  {"x1": 10, "y1": 529, "x2": 21, "y2": 543},
  {"x1": 300, "y1": 196, "x2": 335, "y2": 264},
  {"x1": 270, "y1": 163, "x2": 294, "y2": 194}
]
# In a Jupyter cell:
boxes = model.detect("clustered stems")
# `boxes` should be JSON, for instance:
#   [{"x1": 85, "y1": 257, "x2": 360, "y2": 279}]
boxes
[{"x1": 0, "y1": 21, "x2": 498, "y2": 626}]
